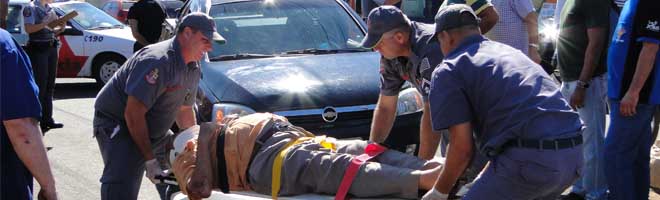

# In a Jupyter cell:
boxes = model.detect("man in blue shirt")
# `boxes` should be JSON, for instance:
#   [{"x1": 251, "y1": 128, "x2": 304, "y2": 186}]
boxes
[
  {"x1": 1, "y1": 28, "x2": 58, "y2": 200},
  {"x1": 423, "y1": 5, "x2": 583, "y2": 200},
  {"x1": 605, "y1": 0, "x2": 660, "y2": 199}
]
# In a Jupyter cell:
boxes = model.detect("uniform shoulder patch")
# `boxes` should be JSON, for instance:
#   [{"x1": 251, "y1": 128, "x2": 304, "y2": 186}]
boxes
[
  {"x1": 145, "y1": 68, "x2": 159, "y2": 84},
  {"x1": 23, "y1": 7, "x2": 32, "y2": 18}
]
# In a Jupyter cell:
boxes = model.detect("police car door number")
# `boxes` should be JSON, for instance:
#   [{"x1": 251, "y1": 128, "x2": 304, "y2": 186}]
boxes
[{"x1": 84, "y1": 35, "x2": 104, "y2": 42}]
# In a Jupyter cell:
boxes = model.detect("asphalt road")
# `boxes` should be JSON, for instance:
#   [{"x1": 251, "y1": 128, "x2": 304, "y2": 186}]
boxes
[
  {"x1": 36, "y1": 78, "x2": 660, "y2": 199},
  {"x1": 39, "y1": 78, "x2": 159, "y2": 200}
]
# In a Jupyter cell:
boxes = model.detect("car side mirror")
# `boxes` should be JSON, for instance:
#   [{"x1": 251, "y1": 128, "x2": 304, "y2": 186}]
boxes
[{"x1": 62, "y1": 25, "x2": 83, "y2": 35}]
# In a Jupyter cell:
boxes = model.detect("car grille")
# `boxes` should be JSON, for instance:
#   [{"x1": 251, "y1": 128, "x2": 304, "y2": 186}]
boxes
[{"x1": 274, "y1": 105, "x2": 375, "y2": 130}]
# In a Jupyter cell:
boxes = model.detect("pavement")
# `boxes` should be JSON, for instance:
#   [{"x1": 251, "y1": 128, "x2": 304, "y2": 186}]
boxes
[{"x1": 31, "y1": 78, "x2": 660, "y2": 199}]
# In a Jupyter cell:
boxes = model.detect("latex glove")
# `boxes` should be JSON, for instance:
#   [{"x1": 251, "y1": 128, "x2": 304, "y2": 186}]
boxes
[
  {"x1": 422, "y1": 188, "x2": 449, "y2": 200},
  {"x1": 145, "y1": 158, "x2": 168, "y2": 184}
]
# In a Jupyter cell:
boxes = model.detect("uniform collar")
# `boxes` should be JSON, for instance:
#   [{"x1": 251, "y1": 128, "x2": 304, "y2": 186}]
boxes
[
  {"x1": 169, "y1": 36, "x2": 197, "y2": 70},
  {"x1": 446, "y1": 34, "x2": 486, "y2": 58}
]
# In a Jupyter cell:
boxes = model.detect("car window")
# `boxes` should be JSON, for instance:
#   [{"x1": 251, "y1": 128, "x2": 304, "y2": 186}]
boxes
[
  {"x1": 207, "y1": 0, "x2": 365, "y2": 59},
  {"x1": 6, "y1": 5, "x2": 22, "y2": 33},
  {"x1": 57, "y1": 3, "x2": 124, "y2": 30},
  {"x1": 121, "y1": 2, "x2": 134, "y2": 11},
  {"x1": 160, "y1": 0, "x2": 183, "y2": 18}
]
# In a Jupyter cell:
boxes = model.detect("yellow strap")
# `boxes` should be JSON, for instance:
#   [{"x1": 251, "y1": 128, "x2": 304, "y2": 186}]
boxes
[
  {"x1": 272, "y1": 137, "x2": 312, "y2": 199},
  {"x1": 270, "y1": 136, "x2": 337, "y2": 199}
]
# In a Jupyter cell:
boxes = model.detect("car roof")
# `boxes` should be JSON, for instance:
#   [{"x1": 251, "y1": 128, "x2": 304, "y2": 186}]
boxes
[{"x1": 8, "y1": 0, "x2": 31, "y2": 5}]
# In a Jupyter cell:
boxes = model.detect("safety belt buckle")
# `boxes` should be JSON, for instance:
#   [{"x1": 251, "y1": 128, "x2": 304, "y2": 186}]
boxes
[{"x1": 554, "y1": 140, "x2": 559, "y2": 150}]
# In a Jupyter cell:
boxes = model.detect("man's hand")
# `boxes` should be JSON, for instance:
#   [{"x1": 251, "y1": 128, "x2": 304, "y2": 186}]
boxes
[
  {"x1": 421, "y1": 188, "x2": 449, "y2": 200},
  {"x1": 620, "y1": 91, "x2": 639, "y2": 117},
  {"x1": 145, "y1": 158, "x2": 168, "y2": 184},
  {"x1": 570, "y1": 87, "x2": 586, "y2": 110},
  {"x1": 37, "y1": 188, "x2": 58, "y2": 200},
  {"x1": 187, "y1": 168, "x2": 212, "y2": 199}
]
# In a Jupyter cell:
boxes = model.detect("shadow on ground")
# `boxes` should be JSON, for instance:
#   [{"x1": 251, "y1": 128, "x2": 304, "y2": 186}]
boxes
[{"x1": 54, "y1": 81, "x2": 100, "y2": 99}]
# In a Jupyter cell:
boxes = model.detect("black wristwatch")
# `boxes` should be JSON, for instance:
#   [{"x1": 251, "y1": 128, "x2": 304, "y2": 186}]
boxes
[{"x1": 576, "y1": 80, "x2": 590, "y2": 89}]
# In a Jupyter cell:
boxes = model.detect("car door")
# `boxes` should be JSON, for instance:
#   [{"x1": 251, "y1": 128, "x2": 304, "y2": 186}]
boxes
[
  {"x1": 53, "y1": 7, "x2": 87, "y2": 77},
  {"x1": 6, "y1": 4, "x2": 28, "y2": 46}
]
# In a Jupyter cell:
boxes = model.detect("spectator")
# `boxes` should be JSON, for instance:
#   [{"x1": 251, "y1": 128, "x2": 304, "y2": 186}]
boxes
[
  {"x1": 1, "y1": 0, "x2": 7, "y2": 29},
  {"x1": 485, "y1": 0, "x2": 541, "y2": 63},
  {"x1": 1, "y1": 28, "x2": 58, "y2": 200},
  {"x1": 440, "y1": 0, "x2": 500, "y2": 33},
  {"x1": 556, "y1": 0, "x2": 610, "y2": 199},
  {"x1": 128, "y1": 0, "x2": 166, "y2": 52},
  {"x1": 24, "y1": 0, "x2": 65, "y2": 133},
  {"x1": 361, "y1": 0, "x2": 401, "y2": 18},
  {"x1": 605, "y1": 0, "x2": 660, "y2": 199}
]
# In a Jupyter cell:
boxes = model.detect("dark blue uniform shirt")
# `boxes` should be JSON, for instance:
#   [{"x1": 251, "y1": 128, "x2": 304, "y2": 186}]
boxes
[
  {"x1": 608, "y1": 0, "x2": 660, "y2": 104},
  {"x1": 0, "y1": 28, "x2": 42, "y2": 200},
  {"x1": 429, "y1": 35, "x2": 582, "y2": 152}
]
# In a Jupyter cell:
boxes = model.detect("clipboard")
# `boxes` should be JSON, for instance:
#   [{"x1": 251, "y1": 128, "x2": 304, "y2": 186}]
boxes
[{"x1": 47, "y1": 11, "x2": 78, "y2": 29}]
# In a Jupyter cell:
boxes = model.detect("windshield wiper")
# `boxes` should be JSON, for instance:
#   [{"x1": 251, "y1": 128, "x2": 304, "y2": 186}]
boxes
[
  {"x1": 88, "y1": 26, "x2": 114, "y2": 30},
  {"x1": 209, "y1": 53, "x2": 275, "y2": 61},
  {"x1": 282, "y1": 48, "x2": 370, "y2": 55}
]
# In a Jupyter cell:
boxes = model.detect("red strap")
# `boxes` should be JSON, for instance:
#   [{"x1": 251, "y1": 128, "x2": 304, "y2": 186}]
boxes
[{"x1": 335, "y1": 143, "x2": 387, "y2": 200}]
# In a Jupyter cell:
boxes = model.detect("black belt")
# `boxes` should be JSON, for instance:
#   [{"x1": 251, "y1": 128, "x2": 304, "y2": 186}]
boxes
[
  {"x1": 216, "y1": 125, "x2": 230, "y2": 193},
  {"x1": 28, "y1": 40, "x2": 56, "y2": 47},
  {"x1": 503, "y1": 135, "x2": 582, "y2": 151}
]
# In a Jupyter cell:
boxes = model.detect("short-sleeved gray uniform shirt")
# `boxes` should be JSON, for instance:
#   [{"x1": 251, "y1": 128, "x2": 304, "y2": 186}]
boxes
[
  {"x1": 93, "y1": 37, "x2": 200, "y2": 140},
  {"x1": 380, "y1": 21, "x2": 444, "y2": 101},
  {"x1": 23, "y1": 0, "x2": 57, "y2": 42}
]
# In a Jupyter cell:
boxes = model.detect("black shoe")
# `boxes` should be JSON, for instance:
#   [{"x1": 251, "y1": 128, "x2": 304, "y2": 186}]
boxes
[
  {"x1": 560, "y1": 193, "x2": 585, "y2": 200},
  {"x1": 44, "y1": 121, "x2": 63, "y2": 129},
  {"x1": 40, "y1": 124, "x2": 51, "y2": 135}
]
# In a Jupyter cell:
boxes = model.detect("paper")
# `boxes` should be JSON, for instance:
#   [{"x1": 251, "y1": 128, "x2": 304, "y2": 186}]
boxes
[{"x1": 47, "y1": 11, "x2": 78, "y2": 29}]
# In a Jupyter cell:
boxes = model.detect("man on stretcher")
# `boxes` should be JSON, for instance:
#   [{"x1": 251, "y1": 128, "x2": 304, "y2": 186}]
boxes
[{"x1": 171, "y1": 113, "x2": 443, "y2": 199}]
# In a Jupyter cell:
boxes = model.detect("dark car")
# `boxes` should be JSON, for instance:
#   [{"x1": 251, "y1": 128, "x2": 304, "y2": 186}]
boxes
[
  {"x1": 180, "y1": 0, "x2": 423, "y2": 151},
  {"x1": 159, "y1": 0, "x2": 184, "y2": 18}
]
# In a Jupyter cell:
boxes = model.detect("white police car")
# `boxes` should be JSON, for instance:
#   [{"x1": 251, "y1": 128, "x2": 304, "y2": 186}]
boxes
[{"x1": 6, "y1": 0, "x2": 135, "y2": 84}]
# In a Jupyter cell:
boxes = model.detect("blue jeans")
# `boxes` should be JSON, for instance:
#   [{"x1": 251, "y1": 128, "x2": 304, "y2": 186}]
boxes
[
  {"x1": 605, "y1": 100, "x2": 656, "y2": 200},
  {"x1": 560, "y1": 75, "x2": 608, "y2": 199}
]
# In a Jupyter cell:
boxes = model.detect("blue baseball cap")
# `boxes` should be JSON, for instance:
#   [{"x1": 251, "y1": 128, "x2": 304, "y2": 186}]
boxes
[
  {"x1": 434, "y1": 4, "x2": 480, "y2": 33},
  {"x1": 360, "y1": 6, "x2": 411, "y2": 48}
]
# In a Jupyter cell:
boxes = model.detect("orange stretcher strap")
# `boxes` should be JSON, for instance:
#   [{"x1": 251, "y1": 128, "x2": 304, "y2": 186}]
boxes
[{"x1": 335, "y1": 143, "x2": 387, "y2": 200}]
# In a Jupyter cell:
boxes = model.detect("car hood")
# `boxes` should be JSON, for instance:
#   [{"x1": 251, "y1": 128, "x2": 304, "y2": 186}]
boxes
[
  {"x1": 200, "y1": 52, "x2": 382, "y2": 111},
  {"x1": 87, "y1": 27, "x2": 136, "y2": 41}
]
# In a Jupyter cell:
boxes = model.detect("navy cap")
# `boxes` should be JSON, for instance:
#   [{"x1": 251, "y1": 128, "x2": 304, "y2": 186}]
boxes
[
  {"x1": 179, "y1": 12, "x2": 226, "y2": 44},
  {"x1": 360, "y1": 6, "x2": 410, "y2": 48},
  {"x1": 434, "y1": 4, "x2": 480, "y2": 33}
]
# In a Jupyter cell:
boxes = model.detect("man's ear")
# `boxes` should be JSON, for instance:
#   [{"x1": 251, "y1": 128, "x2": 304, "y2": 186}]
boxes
[{"x1": 394, "y1": 31, "x2": 407, "y2": 45}]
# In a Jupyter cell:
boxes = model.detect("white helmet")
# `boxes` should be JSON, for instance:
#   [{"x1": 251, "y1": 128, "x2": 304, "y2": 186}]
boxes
[{"x1": 169, "y1": 125, "x2": 200, "y2": 165}]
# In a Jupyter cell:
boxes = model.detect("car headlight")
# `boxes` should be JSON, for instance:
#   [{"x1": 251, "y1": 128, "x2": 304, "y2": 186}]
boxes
[
  {"x1": 397, "y1": 88, "x2": 423, "y2": 116},
  {"x1": 211, "y1": 103, "x2": 256, "y2": 122}
]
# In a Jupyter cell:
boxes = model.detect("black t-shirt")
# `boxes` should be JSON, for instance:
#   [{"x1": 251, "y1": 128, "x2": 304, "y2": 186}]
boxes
[{"x1": 128, "y1": 0, "x2": 166, "y2": 44}]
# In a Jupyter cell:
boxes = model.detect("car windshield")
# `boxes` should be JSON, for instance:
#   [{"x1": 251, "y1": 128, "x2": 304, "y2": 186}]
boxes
[
  {"x1": 207, "y1": 0, "x2": 365, "y2": 59},
  {"x1": 6, "y1": 5, "x2": 22, "y2": 33},
  {"x1": 160, "y1": 0, "x2": 183, "y2": 18},
  {"x1": 58, "y1": 3, "x2": 124, "y2": 30}
]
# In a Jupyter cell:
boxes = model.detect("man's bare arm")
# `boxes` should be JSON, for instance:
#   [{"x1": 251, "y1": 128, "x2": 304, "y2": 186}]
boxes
[
  {"x1": 432, "y1": 121, "x2": 473, "y2": 193},
  {"x1": 4, "y1": 117, "x2": 58, "y2": 200},
  {"x1": 125, "y1": 96, "x2": 155, "y2": 161},
  {"x1": 418, "y1": 102, "x2": 441, "y2": 160},
  {"x1": 620, "y1": 42, "x2": 659, "y2": 116},
  {"x1": 176, "y1": 105, "x2": 196, "y2": 130},
  {"x1": 478, "y1": 6, "x2": 499, "y2": 34},
  {"x1": 369, "y1": 95, "x2": 398, "y2": 143},
  {"x1": 128, "y1": 19, "x2": 149, "y2": 46},
  {"x1": 524, "y1": 11, "x2": 541, "y2": 63}
]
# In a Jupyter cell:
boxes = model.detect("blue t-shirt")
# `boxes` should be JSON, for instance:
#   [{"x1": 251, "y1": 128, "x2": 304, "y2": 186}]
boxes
[
  {"x1": 607, "y1": 0, "x2": 660, "y2": 104},
  {"x1": 0, "y1": 28, "x2": 42, "y2": 200},
  {"x1": 429, "y1": 35, "x2": 582, "y2": 152}
]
